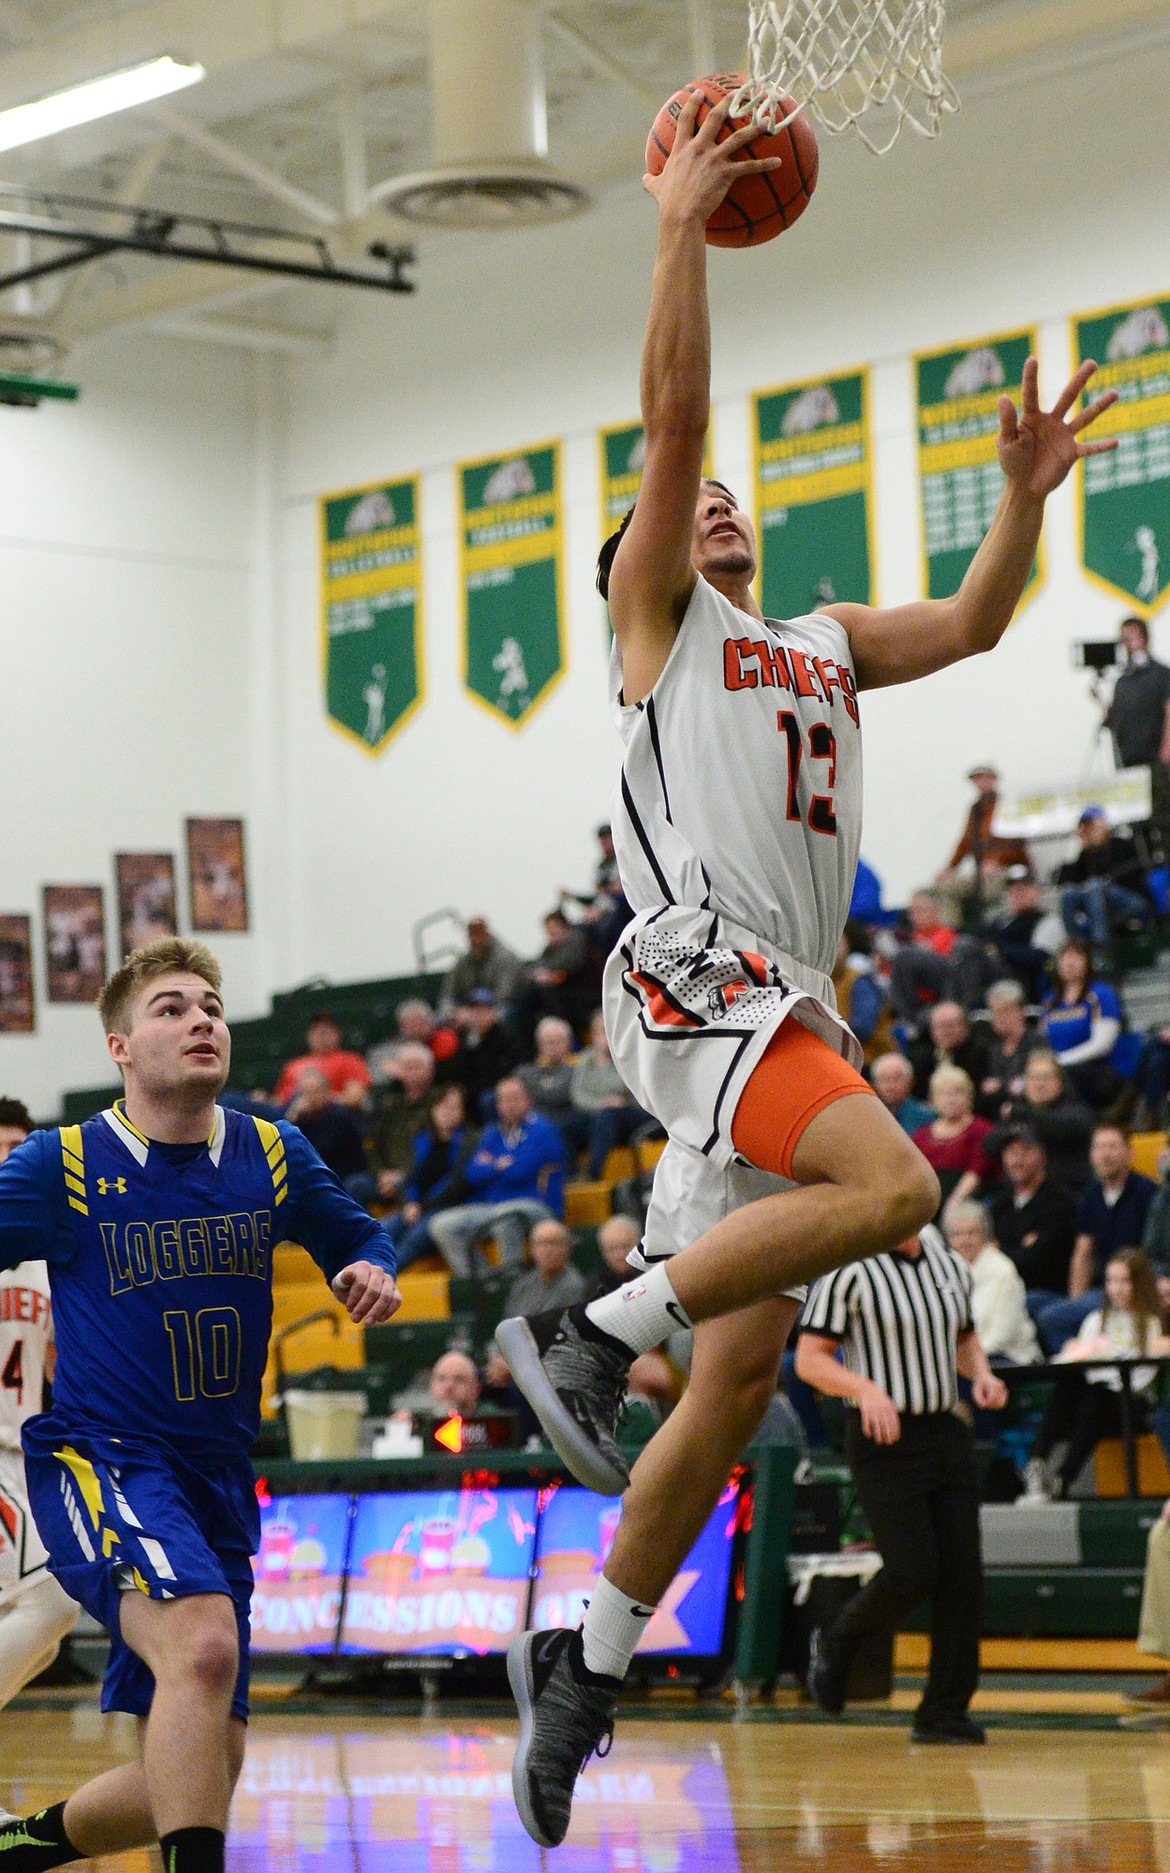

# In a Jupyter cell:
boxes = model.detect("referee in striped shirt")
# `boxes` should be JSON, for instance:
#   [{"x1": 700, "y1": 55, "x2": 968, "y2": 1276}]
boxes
[{"x1": 795, "y1": 1222, "x2": 1007, "y2": 1744}]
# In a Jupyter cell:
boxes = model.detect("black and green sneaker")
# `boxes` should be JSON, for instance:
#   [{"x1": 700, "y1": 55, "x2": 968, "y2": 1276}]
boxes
[
  {"x1": 508, "y1": 1626, "x2": 620, "y2": 1848},
  {"x1": 496, "y1": 1304, "x2": 632, "y2": 1496}
]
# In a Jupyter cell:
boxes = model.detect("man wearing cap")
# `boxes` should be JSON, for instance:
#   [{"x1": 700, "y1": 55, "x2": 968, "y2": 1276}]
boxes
[
  {"x1": 936, "y1": 765, "x2": 1030, "y2": 921},
  {"x1": 980, "y1": 879, "x2": 1064, "y2": 1003},
  {"x1": 988, "y1": 1125, "x2": 1078, "y2": 1328},
  {"x1": 1055, "y1": 806, "x2": 1153, "y2": 950},
  {"x1": 1094, "y1": 617, "x2": 1170, "y2": 859},
  {"x1": 439, "y1": 918, "x2": 526, "y2": 1020}
]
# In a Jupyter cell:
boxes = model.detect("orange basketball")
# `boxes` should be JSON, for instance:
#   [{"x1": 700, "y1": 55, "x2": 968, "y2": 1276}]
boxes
[{"x1": 645, "y1": 72, "x2": 818, "y2": 248}]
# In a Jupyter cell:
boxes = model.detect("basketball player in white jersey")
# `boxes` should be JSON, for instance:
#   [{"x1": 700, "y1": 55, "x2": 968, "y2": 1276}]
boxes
[
  {"x1": 498, "y1": 91, "x2": 1118, "y2": 1847},
  {"x1": 0, "y1": 1102, "x2": 77, "y2": 1750}
]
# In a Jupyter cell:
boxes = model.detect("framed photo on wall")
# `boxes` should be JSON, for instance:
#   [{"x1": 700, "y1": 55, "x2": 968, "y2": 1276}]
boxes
[
  {"x1": 115, "y1": 852, "x2": 178, "y2": 959},
  {"x1": 43, "y1": 885, "x2": 107, "y2": 1004},
  {"x1": 0, "y1": 915, "x2": 35, "y2": 1033},
  {"x1": 186, "y1": 818, "x2": 248, "y2": 932}
]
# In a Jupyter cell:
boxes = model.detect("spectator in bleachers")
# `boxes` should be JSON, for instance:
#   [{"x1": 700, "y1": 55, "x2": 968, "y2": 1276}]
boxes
[
  {"x1": 1133, "y1": 1024, "x2": 1170, "y2": 1133},
  {"x1": 832, "y1": 927, "x2": 894, "y2": 1066},
  {"x1": 912, "y1": 1066, "x2": 995, "y2": 1215},
  {"x1": 590, "y1": 1214, "x2": 642, "y2": 1296},
  {"x1": 988, "y1": 1126, "x2": 1078, "y2": 1329},
  {"x1": 274, "y1": 1010, "x2": 371, "y2": 1108},
  {"x1": 980, "y1": 869, "x2": 1065, "y2": 1003},
  {"x1": 1055, "y1": 807, "x2": 1153, "y2": 955},
  {"x1": 395, "y1": 998, "x2": 458, "y2": 1065},
  {"x1": 1143, "y1": 1144, "x2": 1170, "y2": 1272},
  {"x1": 518, "y1": 1017, "x2": 577, "y2": 1135},
  {"x1": 428, "y1": 1350, "x2": 482, "y2": 1418},
  {"x1": 944, "y1": 1201, "x2": 1040, "y2": 1366},
  {"x1": 1034, "y1": 1123, "x2": 1158, "y2": 1353},
  {"x1": 909, "y1": 1001, "x2": 991, "y2": 1103},
  {"x1": 1096, "y1": 616, "x2": 1170, "y2": 858},
  {"x1": 985, "y1": 1049, "x2": 1095, "y2": 1191},
  {"x1": 935, "y1": 763, "x2": 1030, "y2": 923},
  {"x1": 388, "y1": 1084, "x2": 480, "y2": 1271},
  {"x1": 441, "y1": 989, "x2": 524, "y2": 1116},
  {"x1": 524, "y1": 908, "x2": 596, "y2": 1036},
  {"x1": 564, "y1": 1011, "x2": 654, "y2": 1181},
  {"x1": 503, "y1": 1220, "x2": 588, "y2": 1321},
  {"x1": 1040, "y1": 939, "x2": 1129, "y2": 1113},
  {"x1": 361, "y1": 1041, "x2": 436, "y2": 1209},
  {"x1": 977, "y1": 979, "x2": 1045, "y2": 1118},
  {"x1": 870, "y1": 1052, "x2": 935, "y2": 1137},
  {"x1": 1022, "y1": 1249, "x2": 1169, "y2": 1501},
  {"x1": 284, "y1": 1066, "x2": 367, "y2": 1182},
  {"x1": 439, "y1": 916, "x2": 525, "y2": 1021},
  {"x1": 943, "y1": 1198, "x2": 1033, "y2": 1363},
  {"x1": 560, "y1": 825, "x2": 632, "y2": 957},
  {"x1": 890, "y1": 892, "x2": 990, "y2": 1024},
  {"x1": 425, "y1": 1076, "x2": 565, "y2": 1276}
]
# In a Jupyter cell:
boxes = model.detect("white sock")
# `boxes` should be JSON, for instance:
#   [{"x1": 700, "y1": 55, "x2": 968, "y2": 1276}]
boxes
[
  {"x1": 581, "y1": 1572, "x2": 657, "y2": 1679},
  {"x1": 585, "y1": 1261, "x2": 692, "y2": 1355}
]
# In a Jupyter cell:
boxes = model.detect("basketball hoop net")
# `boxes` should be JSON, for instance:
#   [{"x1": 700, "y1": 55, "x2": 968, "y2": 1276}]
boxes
[{"x1": 733, "y1": 0, "x2": 958, "y2": 155}]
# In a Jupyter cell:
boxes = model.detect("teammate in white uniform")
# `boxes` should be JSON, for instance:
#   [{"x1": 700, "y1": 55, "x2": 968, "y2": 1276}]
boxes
[
  {"x1": 500, "y1": 91, "x2": 1118, "y2": 1847},
  {"x1": 0, "y1": 1102, "x2": 76, "y2": 1725}
]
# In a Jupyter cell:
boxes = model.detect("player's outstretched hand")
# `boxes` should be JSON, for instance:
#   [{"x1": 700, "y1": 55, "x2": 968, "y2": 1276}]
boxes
[
  {"x1": 997, "y1": 357, "x2": 1119, "y2": 499},
  {"x1": 643, "y1": 89, "x2": 784, "y2": 224},
  {"x1": 332, "y1": 1260, "x2": 402, "y2": 1325}
]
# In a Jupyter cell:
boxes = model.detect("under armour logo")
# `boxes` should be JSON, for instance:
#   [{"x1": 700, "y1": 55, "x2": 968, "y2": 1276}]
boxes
[{"x1": 97, "y1": 1177, "x2": 127, "y2": 1196}]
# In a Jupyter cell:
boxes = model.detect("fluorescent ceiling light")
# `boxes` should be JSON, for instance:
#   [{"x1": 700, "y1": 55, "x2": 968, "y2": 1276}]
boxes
[{"x1": 0, "y1": 55, "x2": 205, "y2": 155}]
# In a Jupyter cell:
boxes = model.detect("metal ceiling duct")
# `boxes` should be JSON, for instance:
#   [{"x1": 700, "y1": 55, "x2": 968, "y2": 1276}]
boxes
[{"x1": 377, "y1": 0, "x2": 589, "y2": 229}]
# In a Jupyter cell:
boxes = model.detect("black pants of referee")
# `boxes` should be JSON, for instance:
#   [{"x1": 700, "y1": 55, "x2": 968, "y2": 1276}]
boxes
[{"x1": 825, "y1": 1410, "x2": 983, "y2": 1725}]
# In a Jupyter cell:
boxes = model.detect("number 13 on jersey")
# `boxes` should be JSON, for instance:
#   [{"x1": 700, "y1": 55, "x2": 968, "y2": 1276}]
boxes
[{"x1": 778, "y1": 711, "x2": 838, "y2": 835}]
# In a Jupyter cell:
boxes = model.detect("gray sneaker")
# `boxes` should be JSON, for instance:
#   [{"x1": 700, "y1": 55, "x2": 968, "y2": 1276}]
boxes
[
  {"x1": 508, "y1": 1626, "x2": 620, "y2": 1847},
  {"x1": 496, "y1": 1304, "x2": 632, "y2": 1496}
]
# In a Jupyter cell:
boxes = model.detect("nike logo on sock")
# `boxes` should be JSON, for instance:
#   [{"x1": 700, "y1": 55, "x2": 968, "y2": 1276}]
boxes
[
  {"x1": 665, "y1": 1301, "x2": 691, "y2": 1329},
  {"x1": 630, "y1": 1605, "x2": 655, "y2": 1619}
]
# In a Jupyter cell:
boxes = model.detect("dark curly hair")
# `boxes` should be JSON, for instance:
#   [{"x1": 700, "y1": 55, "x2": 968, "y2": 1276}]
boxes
[{"x1": 596, "y1": 478, "x2": 739, "y2": 601}]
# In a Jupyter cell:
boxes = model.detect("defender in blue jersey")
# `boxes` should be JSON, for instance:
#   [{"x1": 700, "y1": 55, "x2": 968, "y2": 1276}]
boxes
[{"x1": 0, "y1": 939, "x2": 400, "y2": 1873}]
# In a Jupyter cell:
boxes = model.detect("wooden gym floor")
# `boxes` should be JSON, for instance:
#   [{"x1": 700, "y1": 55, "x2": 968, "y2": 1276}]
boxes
[{"x1": 8, "y1": 1678, "x2": 1170, "y2": 1870}]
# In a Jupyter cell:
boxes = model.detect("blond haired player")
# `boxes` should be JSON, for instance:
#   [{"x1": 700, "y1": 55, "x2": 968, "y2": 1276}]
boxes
[
  {"x1": 499, "y1": 90, "x2": 1119, "y2": 1849},
  {"x1": 0, "y1": 1100, "x2": 77, "y2": 1759},
  {"x1": 0, "y1": 941, "x2": 399, "y2": 1873}
]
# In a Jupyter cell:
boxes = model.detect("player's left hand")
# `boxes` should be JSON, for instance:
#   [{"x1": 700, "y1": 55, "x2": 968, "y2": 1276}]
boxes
[
  {"x1": 972, "y1": 1372, "x2": 1009, "y2": 1411},
  {"x1": 997, "y1": 357, "x2": 1118, "y2": 498},
  {"x1": 332, "y1": 1261, "x2": 402, "y2": 1324}
]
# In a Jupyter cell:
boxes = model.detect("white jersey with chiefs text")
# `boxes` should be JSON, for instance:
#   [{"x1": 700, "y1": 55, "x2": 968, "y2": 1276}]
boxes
[
  {"x1": 609, "y1": 575, "x2": 862, "y2": 978},
  {"x1": 0, "y1": 1262, "x2": 52, "y2": 1453}
]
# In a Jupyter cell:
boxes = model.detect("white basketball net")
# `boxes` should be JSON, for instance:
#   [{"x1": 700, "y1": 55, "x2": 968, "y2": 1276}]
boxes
[{"x1": 733, "y1": 0, "x2": 959, "y2": 155}]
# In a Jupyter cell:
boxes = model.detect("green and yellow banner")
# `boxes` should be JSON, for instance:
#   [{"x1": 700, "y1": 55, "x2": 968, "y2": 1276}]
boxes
[
  {"x1": 599, "y1": 420, "x2": 714, "y2": 540},
  {"x1": 460, "y1": 442, "x2": 565, "y2": 727},
  {"x1": 915, "y1": 328, "x2": 1042, "y2": 604},
  {"x1": 1074, "y1": 294, "x2": 1170, "y2": 615},
  {"x1": 753, "y1": 369, "x2": 874, "y2": 617},
  {"x1": 320, "y1": 477, "x2": 423, "y2": 753}
]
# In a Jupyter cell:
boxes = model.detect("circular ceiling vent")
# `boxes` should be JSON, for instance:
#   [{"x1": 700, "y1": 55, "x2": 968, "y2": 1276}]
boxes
[{"x1": 377, "y1": 163, "x2": 589, "y2": 230}]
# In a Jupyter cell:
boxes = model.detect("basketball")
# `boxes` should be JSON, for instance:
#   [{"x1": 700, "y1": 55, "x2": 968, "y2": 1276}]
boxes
[{"x1": 645, "y1": 72, "x2": 818, "y2": 248}]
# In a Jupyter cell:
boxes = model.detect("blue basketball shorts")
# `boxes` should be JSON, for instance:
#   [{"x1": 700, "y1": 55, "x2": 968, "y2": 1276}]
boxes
[{"x1": 22, "y1": 1419, "x2": 259, "y2": 1722}]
